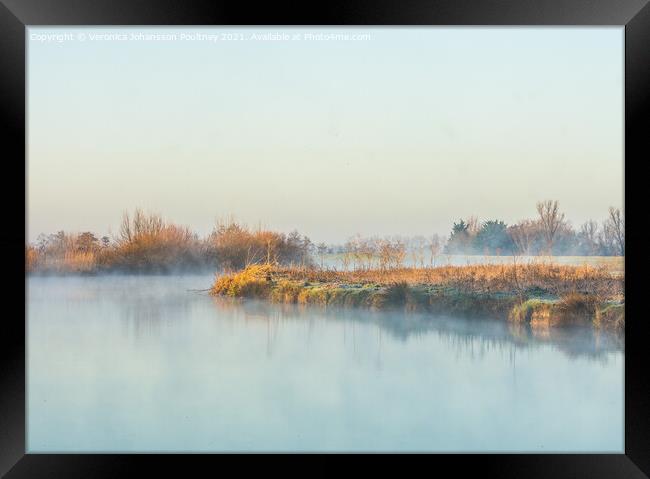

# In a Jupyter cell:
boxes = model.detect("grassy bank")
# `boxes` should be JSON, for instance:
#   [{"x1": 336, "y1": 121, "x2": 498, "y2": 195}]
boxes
[{"x1": 211, "y1": 264, "x2": 624, "y2": 332}]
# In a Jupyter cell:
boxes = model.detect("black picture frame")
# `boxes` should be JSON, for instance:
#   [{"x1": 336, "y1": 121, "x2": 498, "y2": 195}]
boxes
[{"x1": 2, "y1": 0, "x2": 648, "y2": 476}]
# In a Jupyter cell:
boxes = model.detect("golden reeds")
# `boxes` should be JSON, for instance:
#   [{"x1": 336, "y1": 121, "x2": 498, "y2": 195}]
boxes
[{"x1": 267, "y1": 263, "x2": 622, "y2": 298}]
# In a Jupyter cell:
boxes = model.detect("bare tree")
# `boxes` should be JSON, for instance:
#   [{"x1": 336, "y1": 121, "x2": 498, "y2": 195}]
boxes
[
  {"x1": 119, "y1": 210, "x2": 132, "y2": 243},
  {"x1": 598, "y1": 226, "x2": 615, "y2": 255},
  {"x1": 428, "y1": 234, "x2": 442, "y2": 267},
  {"x1": 604, "y1": 207, "x2": 625, "y2": 256},
  {"x1": 390, "y1": 237, "x2": 407, "y2": 269},
  {"x1": 119, "y1": 208, "x2": 166, "y2": 246},
  {"x1": 358, "y1": 237, "x2": 377, "y2": 270},
  {"x1": 579, "y1": 220, "x2": 599, "y2": 255},
  {"x1": 466, "y1": 215, "x2": 480, "y2": 237},
  {"x1": 315, "y1": 242, "x2": 325, "y2": 268},
  {"x1": 410, "y1": 235, "x2": 427, "y2": 268},
  {"x1": 377, "y1": 238, "x2": 391, "y2": 271},
  {"x1": 300, "y1": 236, "x2": 313, "y2": 267},
  {"x1": 508, "y1": 219, "x2": 537, "y2": 256},
  {"x1": 340, "y1": 250, "x2": 351, "y2": 271},
  {"x1": 345, "y1": 235, "x2": 362, "y2": 270},
  {"x1": 343, "y1": 236, "x2": 360, "y2": 270},
  {"x1": 376, "y1": 237, "x2": 405, "y2": 270},
  {"x1": 536, "y1": 200, "x2": 565, "y2": 254}
]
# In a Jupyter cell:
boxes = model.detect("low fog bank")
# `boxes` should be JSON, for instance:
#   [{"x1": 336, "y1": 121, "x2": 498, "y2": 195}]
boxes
[
  {"x1": 27, "y1": 272, "x2": 624, "y2": 361},
  {"x1": 26, "y1": 201, "x2": 624, "y2": 276},
  {"x1": 228, "y1": 297, "x2": 624, "y2": 360}
]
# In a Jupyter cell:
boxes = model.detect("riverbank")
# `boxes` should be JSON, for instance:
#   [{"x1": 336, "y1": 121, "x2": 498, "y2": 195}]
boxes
[{"x1": 211, "y1": 264, "x2": 624, "y2": 332}]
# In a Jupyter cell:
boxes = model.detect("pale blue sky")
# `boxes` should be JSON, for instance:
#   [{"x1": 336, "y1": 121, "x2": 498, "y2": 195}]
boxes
[{"x1": 27, "y1": 27, "x2": 623, "y2": 243}]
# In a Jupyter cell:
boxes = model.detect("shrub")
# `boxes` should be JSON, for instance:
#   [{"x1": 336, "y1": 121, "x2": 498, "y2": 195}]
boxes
[
  {"x1": 211, "y1": 264, "x2": 273, "y2": 298},
  {"x1": 207, "y1": 219, "x2": 313, "y2": 270}
]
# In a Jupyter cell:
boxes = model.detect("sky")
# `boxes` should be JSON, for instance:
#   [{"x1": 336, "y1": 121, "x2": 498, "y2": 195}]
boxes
[{"x1": 27, "y1": 27, "x2": 623, "y2": 243}]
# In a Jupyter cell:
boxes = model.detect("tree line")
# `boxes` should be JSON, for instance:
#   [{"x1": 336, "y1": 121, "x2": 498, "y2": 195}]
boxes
[
  {"x1": 26, "y1": 201, "x2": 624, "y2": 274},
  {"x1": 444, "y1": 201, "x2": 624, "y2": 256},
  {"x1": 26, "y1": 209, "x2": 314, "y2": 274},
  {"x1": 324, "y1": 201, "x2": 624, "y2": 271}
]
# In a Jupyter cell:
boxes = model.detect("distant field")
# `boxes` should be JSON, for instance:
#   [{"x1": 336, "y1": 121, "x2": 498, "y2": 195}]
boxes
[{"x1": 322, "y1": 254, "x2": 624, "y2": 275}]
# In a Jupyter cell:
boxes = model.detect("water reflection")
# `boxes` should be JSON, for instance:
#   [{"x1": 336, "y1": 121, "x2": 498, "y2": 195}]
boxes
[
  {"x1": 27, "y1": 275, "x2": 624, "y2": 452},
  {"x1": 210, "y1": 296, "x2": 623, "y2": 362}
]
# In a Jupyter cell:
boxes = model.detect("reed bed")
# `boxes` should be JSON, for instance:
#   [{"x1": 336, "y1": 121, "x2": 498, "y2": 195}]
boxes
[
  {"x1": 211, "y1": 264, "x2": 624, "y2": 332},
  {"x1": 267, "y1": 263, "x2": 623, "y2": 298}
]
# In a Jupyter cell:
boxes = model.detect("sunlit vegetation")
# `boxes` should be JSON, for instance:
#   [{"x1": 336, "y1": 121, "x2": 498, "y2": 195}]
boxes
[
  {"x1": 211, "y1": 263, "x2": 624, "y2": 332},
  {"x1": 208, "y1": 217, "x2": 313, "y2": 270},
  {"x1": 27, "y1": 231, "x2": 108, "y2": 274},
  {"x1": 26, "y1": 210, "x2": 313, "y2": 274},
  {"x1": 27, "y1": 200, "x2": 624, "y2": 277},
  {"x1": 28, "y1": 201, "x2": 625, "y2": 330},
  {"x1": 96, "y1": 210, "x2": 206, "y2": 272}
]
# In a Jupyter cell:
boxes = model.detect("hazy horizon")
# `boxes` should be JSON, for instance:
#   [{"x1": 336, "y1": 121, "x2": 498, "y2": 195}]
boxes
[{"x1": 27, "y1": 27, "x2": 623, "y2": 244}]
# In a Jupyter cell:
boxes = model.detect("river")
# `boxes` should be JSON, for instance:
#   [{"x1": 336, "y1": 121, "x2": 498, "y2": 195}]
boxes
[{"x1": 27, "y1": 274, "x2": 623, "y2": 452}]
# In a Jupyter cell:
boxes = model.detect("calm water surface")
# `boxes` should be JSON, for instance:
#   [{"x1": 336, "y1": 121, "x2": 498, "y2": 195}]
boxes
[{"x1": 27, "y1": 275, "x2": 623, "y2": 452}]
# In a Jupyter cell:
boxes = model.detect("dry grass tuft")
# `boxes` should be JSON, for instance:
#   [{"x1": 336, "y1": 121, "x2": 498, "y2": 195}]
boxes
[{"x1": 211, "y1": 264, "x2": 273, "y2": 298}]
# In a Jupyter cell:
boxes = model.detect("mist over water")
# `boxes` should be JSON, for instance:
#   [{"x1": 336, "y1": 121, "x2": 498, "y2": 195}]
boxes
[{"x1": 27, "y1": 275, "x2": 623, "y2": 452}]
